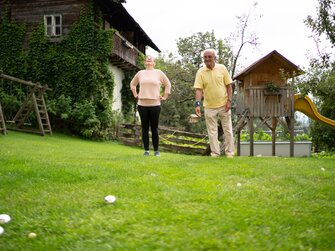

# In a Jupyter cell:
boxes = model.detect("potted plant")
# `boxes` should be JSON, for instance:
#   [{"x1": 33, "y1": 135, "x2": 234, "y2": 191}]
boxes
[{"x1": 264, "y1": 81, "x2": 281, "y2": 96}]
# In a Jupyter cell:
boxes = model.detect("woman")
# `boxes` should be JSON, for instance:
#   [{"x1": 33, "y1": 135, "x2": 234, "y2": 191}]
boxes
[{"x1": 130, "y1": 55, "x2": 171, "y2": 156}]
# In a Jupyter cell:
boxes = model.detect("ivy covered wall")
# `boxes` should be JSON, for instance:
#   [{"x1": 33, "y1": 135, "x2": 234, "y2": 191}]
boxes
[{"x1": 0, "y1": 7, "x2": 123, "y2": 140}]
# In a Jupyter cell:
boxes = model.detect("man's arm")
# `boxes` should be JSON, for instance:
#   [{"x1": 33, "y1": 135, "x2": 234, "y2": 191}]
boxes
[
  {"x1": 195, "y1": 88, "x2": 203, "y2": 117},
  {"x1": 225, "y1": 83, "x2": 233, "y2": 111}
]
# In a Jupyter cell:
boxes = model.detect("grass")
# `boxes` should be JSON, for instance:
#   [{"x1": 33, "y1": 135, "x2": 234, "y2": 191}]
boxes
[{"x1": 0, "y1": 131, "x2": 334, "y2": 251}]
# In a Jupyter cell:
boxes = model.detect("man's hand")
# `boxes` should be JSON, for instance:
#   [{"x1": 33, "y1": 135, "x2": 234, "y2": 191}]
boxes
[
  {"x1": 195, "y1": 106, "x2": 201, "y2": 117},
  {"x1": 225, "y1": 100, "x2": 231, "y2": 112}
]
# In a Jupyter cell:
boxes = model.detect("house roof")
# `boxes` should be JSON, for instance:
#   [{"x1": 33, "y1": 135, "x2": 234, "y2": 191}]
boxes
[
  {"x1": 99, "y1": 0, "x2": 160, "y2": 52},
  {"x1": 233, "y1": 50, "x2": 304, "y2": 81}
]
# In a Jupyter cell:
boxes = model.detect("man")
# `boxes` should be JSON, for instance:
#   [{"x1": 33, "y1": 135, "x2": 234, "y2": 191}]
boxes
[{"x1": 194, "y1": 48, "x2": 234, "y2": 158}]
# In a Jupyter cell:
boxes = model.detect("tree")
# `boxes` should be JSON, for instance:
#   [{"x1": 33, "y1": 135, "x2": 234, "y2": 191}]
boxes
[
  {"x1": 156, "y1": 53, "x2": 205, "y2": 132},
  {"x1": 229, "y1": 2, "x2": 260, "y2": 78},
  {"x1": 158, "y1": 32, "x2": 234, "y2": 133},
  {"x1": 301, "y1": 0, "x2": 335, "y2": 151},
  {"x1": 305, "y1": 0, "x2": 335, "y2": 46},
  {"x1": 176, "y1": 30, "x2": 233, "y2": 70},
  {"x1": 158, "y1": 2, "x2": 261, "y2": 132}
]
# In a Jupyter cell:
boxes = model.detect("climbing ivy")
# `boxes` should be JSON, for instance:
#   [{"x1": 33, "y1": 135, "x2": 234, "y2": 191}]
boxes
[
  {"x1": 0, "y1": 7, "x2": 119, "y2": 140},
  {"x1": 0, "y1": 17, "x2": 26, "y2": 77},
  {"x1": 0, "y1": 16, "x2": 27, "y2": 119}
]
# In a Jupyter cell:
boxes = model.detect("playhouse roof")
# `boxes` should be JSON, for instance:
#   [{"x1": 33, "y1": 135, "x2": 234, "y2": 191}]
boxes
[{"x1": 233, "y1": 50, "x2": 304, "y2": 81}]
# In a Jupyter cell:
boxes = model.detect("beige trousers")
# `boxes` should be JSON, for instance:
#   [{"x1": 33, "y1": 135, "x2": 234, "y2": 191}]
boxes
[{"x1": 204, "y1": 106, "x2": 234, "y2": 156}]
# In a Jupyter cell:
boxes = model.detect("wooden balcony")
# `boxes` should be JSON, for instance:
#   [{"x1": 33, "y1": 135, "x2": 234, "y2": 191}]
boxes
[{"x1": 110, "y1": 32, "x2": 140, "y2": 71}]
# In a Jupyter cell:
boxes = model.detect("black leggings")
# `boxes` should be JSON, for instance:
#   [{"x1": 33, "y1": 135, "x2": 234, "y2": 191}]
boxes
[{"x1": 137, "y1": 105, "x2": 161, "y2": 151}]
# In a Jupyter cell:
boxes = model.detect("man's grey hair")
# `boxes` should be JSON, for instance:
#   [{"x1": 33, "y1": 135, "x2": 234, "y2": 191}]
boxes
[{"x1": 202, "y1": 48, "x2": 217, "y2": 59}]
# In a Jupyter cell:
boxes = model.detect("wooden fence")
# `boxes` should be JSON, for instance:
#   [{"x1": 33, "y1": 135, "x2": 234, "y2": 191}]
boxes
[{"x1": 118, "y1": 124, "x2": 209, "y2": 155}]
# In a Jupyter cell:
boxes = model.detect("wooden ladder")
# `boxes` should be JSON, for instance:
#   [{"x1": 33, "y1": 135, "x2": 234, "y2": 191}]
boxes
[
  {"x1": 13, "y1": 85, "x2": 52, "y2": 135},
  {"x1": 35, "y1": 87, "x2": 52, "y2": 135},
  {"x1": 0, "y1": 103, "x2": 7, "y2": 135}
]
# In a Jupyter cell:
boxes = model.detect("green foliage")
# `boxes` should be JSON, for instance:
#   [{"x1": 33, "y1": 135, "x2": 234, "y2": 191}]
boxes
[
  {"x1": 240, "y1": 130, "x2": 311, "y2": 142},
  {"x1": 312, "y1": 150, "x2": 335, "y2": 158},
  {"x1": 0, "y1": 18, "x2": 26, "y2": 77},
  {"x1": 295, "y1": 133, "x2": 312, "y2": 141},
  {"x1": 0, "y1": 17, "x2": 26, "y2": 120},
  {"x1": 71, "y1": 100, "x2": 100, "y2": 138},
  {"x1": 0, "y1": 18, "x2": 28, "y2": 120},
  {"x1": 158, "y1": 33, "x2": 234, "y2": 133},
  {"x1": 0, "y1": 132, "x2": 335, "y2": 250},
  {"x1": 121, "y1": 71, "x2": 137, "y2": 121},
  {"x1": 0, "y1": 8, "x2": 117, "y2": 140},
  {"x1": 240, "y1": 130, "x2": 272, "y2": 141},
  {"x1": 305, "y1": 0, "x2": 335, "y2": 46},
  {"x1": 265, "y1": 81, "x2": 280, "y2": 93},
  {"x1": 47, "y1": 94, "x2": 72, "y2": 120},
  {"x1": 303, "y1": 71, "x2": 335, "y2": 151},
  {"x1": 301, "y1": 0, "x2": 335, "y2": 151},
  {"x1": 156, "y1": 54, "x2": 198, "y2": 131},
  {"x1": 26, "y1": 24, "x2": 59, "y2": 85},
  {"x1": 176, "y1": 30, "x2": 233, "y2": 70}
]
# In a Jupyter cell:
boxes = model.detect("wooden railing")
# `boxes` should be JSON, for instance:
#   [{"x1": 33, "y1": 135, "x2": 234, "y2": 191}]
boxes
[{"x1": 237, "y1": 87, "x2": 294, "y2": 117}]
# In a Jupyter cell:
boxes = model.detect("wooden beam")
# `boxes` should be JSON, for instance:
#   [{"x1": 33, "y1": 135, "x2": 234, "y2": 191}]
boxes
[{"x1": 0, "y1": 72, "x2": 52, "y2": 91}]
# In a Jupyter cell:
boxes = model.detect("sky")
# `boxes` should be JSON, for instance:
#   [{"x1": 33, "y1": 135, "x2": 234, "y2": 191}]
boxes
[{"x1": 123, "y1": 0, "x2": 322, "y2": 71}]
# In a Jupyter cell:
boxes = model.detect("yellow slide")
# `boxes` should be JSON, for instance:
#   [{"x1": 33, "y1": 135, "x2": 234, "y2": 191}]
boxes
[{"x1": 294, "y1": 94, "x2": 335, "y2": 129}]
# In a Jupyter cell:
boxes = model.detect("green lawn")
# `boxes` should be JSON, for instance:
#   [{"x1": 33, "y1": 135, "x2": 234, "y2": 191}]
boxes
[{"x1": 0, "y1": 131, "x2": 334, "y2": 251}]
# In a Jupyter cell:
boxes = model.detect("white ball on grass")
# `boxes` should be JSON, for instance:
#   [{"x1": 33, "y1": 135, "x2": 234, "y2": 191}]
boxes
[
  {"x1": 237, "y1": 182, "x2": 242, "y2": 187},
  {"x1": 0, "y1": 226, "x2": 4, "y2": 235},
  {"x1": 28, "y1": 232, "x2": 37, "y2": 238},
  {"x1": 104, "y1": 195, "x2": 116, "y2": 204},
  {"x1": 0, "y1": 214, "x2": 11, "y2": 224}
]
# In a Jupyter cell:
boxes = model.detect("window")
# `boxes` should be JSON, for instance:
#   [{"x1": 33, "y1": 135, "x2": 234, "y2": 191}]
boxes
[{"x1": 44, "y1": 15, "x2": 62, "y2": 37}]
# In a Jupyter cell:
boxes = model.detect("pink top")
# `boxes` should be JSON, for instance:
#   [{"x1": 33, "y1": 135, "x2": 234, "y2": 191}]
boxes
[{"x1": 130, "y1": 69, "x2": 171, "y2": 106}]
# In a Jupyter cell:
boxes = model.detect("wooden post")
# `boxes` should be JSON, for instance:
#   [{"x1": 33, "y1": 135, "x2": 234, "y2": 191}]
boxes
[
  {"x1": 0, "y1": 103, "x2": 7, "y2": 135},
  {"x1": 249, "y1": 117, "x2": 254, "y2": 156},
  {"x1": 289, "y1": 116, "x2": 295, "y2": 157},
  {"x1": 271, "y1": 117, "x2": 278, "y2": 156},
  {"x1": 285, "y1": 116, "x2": 294, "y2": 157},
  {"x1": 237, "y1": 130, "x2": 241, "y2": 156}
]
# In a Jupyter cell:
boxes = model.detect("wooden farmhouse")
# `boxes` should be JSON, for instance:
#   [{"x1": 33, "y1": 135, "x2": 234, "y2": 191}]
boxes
[
  {"x1": 0, "y1": 0, "x2": 160, "y2": 112},
  {"x1": 233, "y1": 50, "x2": 304, "y2": 157}
]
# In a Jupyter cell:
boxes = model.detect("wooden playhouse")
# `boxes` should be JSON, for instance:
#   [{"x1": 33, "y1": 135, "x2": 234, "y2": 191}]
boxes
[{"x1": 233, "y1": 50, "x2": 304, "y2": 156}]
